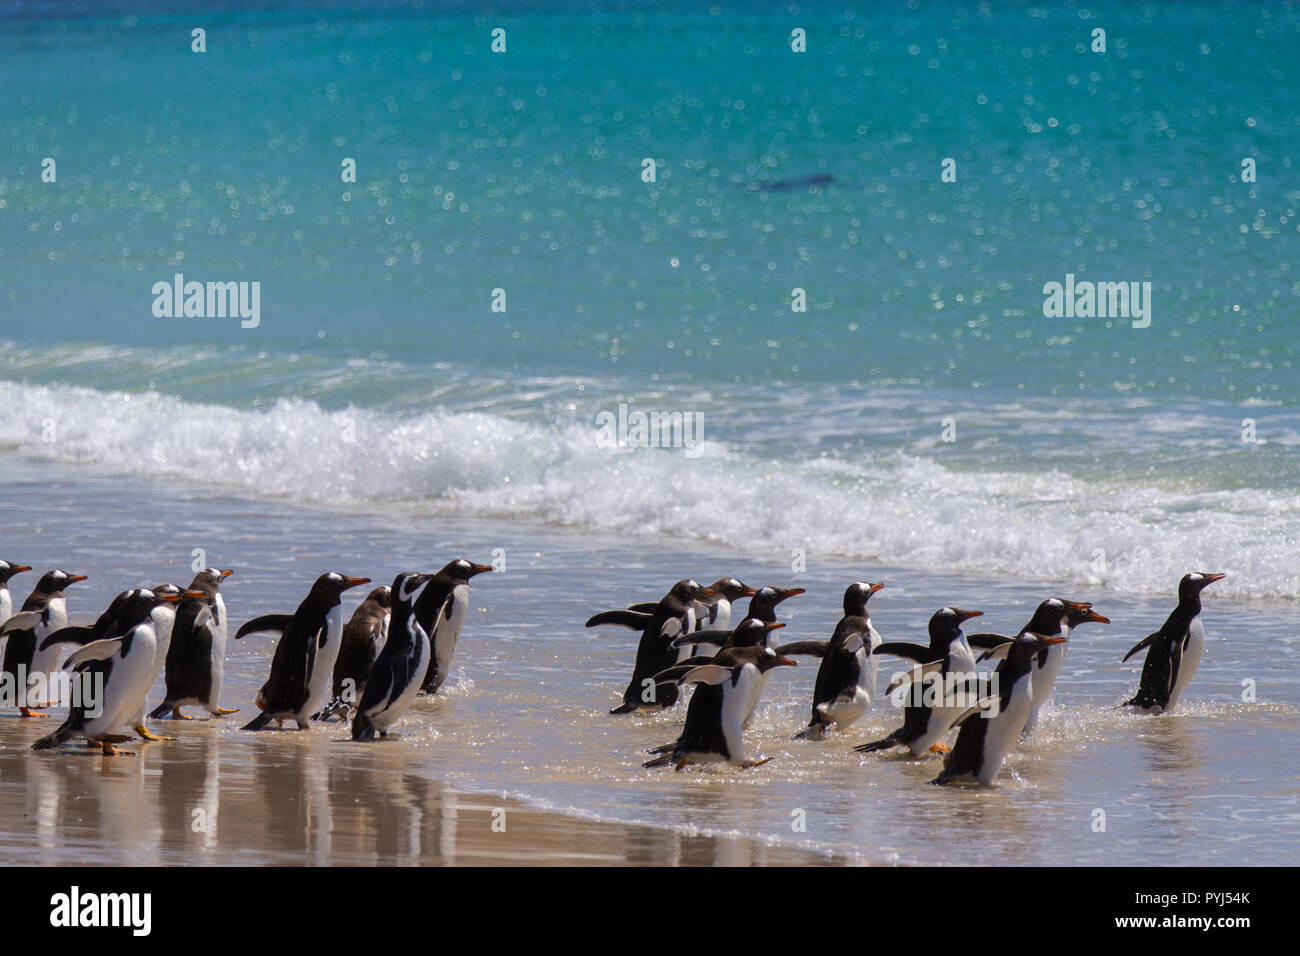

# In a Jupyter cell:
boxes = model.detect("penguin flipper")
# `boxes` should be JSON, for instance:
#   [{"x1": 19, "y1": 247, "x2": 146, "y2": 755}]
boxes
[
  {"x1": 774, "y1": 640, "x2": 830, "y2": 658},
  {"x1": 38, "y1": 626, "x2": 97, "y2": 652},
  {"x1": 854, "y1": 733, "x2": 900, "y2": 754},
  {"x1": 584, "y1": 609, "x2": 652, "y2": 629},
  {"x1": 62, "y1": 638, "x2": 124, "y2": 670},
  {"x1": 643, "y1": 752, "x2": 677, "y2": 768},
  {"x1": 883, "y1": 659, "x2": 945, "y2": 696},
  {"x1": 0, "y1": 611, "x2": 41, "y2": 637},
  {"x1": 966, "y1": 632, "x2": 1015, "y2": 650},
  {"x1": 626, "y1": 602, "x2": 660, "y2": 614},
  {"x1": 609, "y1": 701, "x2": 640, "y2": 714},
  {"x1": 1122, "y1": 632, "x2": 1162, "y2": 663},
  {"x1": 669, "y1": 627, "x2": 729, "y2": 650},
  {"x1": 652, "y1": 656, "x2": 719, "y2": 684},
  {"x1": 873, "y1": 642, "x2": 934, "y2": 663},
  {"x1": 235, "y1": 614, "x2": 294, "y2": 640},
  {"x1": 676, "y1": 664, "x2": 735, "y2": 686}
]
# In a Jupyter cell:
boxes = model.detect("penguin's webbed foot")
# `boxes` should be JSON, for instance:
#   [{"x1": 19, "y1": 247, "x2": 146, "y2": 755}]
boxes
[
  {"x1": 134, "y1": 724, "x2": 175, "y2": 742},
  {"x1": 213, "y1": 706, "x2": 239, "y2": 716},
  {"x1": 171, "y1": 707, "x2": 193, "y2": 720},
  {"x1": 740, "y1": 757, "x2": 774, "y2": 769},
  {"x1": 100, "y1": 741, "x2": 135, "y2": 757},
  {"x1": 928, "y1": 742, "x2": 951, "y2": 755},
  {"x1": 19, "y1": 708, "x2": 49, "y2": 719}
]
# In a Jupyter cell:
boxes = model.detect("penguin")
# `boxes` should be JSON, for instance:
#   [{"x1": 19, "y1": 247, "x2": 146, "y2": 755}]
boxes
[
  {"x1": 1122, "y1": 572, "x2": 1225, "y2": 714},
  {"x1": 417, "y1": 559, "x2": 495, "y2": 696},
  {"x1": 968, "y1": 598, "x2": 1108, "y2": 735},
  {"x1": 0, "y1": 570, "x2": 87, "y2": 717},
  {"x1": 236, "y1": 572, "x2": 371, "y2": 730},
  {"x1": 694, "y1": 578, "x2": 757, "y2": 631},
  {"x1": 351, "y1": 573, "x2": 433, "y2": 740},
  {"x1": 786, "y1": 581, "x2": 885, "y2": 740},
  {"x1": 930, "y1": 631, "x2": 1067, "y2": 786},
  {"x1": 856, "y1": 606, "x2": 983, "y2": 757},
  {"x1": 32, "y1": 588, "x2": 181, "y2": 757},
  {"x1": 316, "y1": 585, "x2": 391, "y2": 721},
  {"x1": 668, "y1": 585, "x2": 806, "y2": 728},
  {"x1": 599, "y1": 579, "x2": 714, "y2": 714},
  {"x1": 0, "y1": 560, "x2": 32, "y2": 625},
  {"x1": 644, "y1": 633, "x2": 797, "y2": 769},
  {"x1": 148, "y1": 567, "x2": 239, "y2": 721}
]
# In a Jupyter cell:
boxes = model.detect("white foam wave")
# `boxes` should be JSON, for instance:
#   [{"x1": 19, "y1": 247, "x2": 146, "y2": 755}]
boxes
[{"x1": 1, "y1": 380, "x2": 1296, "y2": 600}]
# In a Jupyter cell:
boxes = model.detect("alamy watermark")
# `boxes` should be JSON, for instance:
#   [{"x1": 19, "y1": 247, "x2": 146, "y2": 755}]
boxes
[
  {"x1": 151, "y1": 273, "x2": 260, "y2": 328},
  {"x1": 1042, "y1": 273, "x2": 1151, "y2": 328},
  {"x1": 1, "y1": 666, "x2": 104, "y2": 715},
  {"x1": 595, "y1": 403, "x2": 704, "y2": 457}
]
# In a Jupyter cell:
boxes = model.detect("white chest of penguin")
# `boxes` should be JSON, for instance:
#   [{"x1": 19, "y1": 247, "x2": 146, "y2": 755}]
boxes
[{"x1": 434, "y1": 584, "x2": 470, "y2": 668}]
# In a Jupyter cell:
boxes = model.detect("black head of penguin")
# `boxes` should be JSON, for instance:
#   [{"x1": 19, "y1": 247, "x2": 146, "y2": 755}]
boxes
[
  {"x1": 186, "y1": 567, "x2": 234, "y2": 598},
  {"x1": 438, "y1": 559, "x2": 495, "y2": 584},
  {"x1": 1065, "y1": 603, "x2": 1110, "y2": 629},
  {"x1": 727, "y1": 618, "x2": 784, "y2": 648},
  {"x1": 365, "y1": 585, "x2": 392, "y2": 610},
  {"x1": 1005, "y1": 632, "x2": 1067, "y2": 674},
  {"x1": 0, "y1": 561, "x2": 33, "y2": 586},
  {"x1": 391, "y1": 571, "x2": 435, "y2": 608},
  {"x1": 747, "y1": 586, "x2": 805, "y2": 622},
  {"x1": 928, "y1": 606, "x2": 981, "y2": 651},
  {"x1": 666, "y1": 579, "x2": 712, "y2": 607},
  {"x1": 704, "y1": 578, "x2": 757, "y2": 604},
  {"x1": 756, "y1": 645, "x2": 799, "y2": 674},
  {"x1": 1179, "y1": 572, "x2": 1225, "y2": 605},
  {"x1": 310, "y1": 572, "x2": 373, "y2": 603},
  {"x1": 28, "y1": 569, "x2": 88, "y2": 599},
  {"x1": 843, "y1": 581, "x2": 884, "y2": 617},
  {"x1": 1021, "y1": 598, "x2": 1073, "y2": 637}
]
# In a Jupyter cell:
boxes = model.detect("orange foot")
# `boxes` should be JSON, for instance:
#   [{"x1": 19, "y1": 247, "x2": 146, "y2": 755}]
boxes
[
  {"x1": 741, "y1": 757, "x2": 774, "y2": 769},
  {"x1": 929, "y1": 742, "x2": 951, "y2": 755},
  {"x1": 212, "y1": 706, "x2": 239, "y2": 716},
  {"x1": 19, "y1": 708, "x2": 49, "y2": 719},
  {"x1": 100, "y1": 741, "x2": 135, "y2": 757},
  {"x1": 171, "y1": 707, "x2": 193, "y2": 720}
]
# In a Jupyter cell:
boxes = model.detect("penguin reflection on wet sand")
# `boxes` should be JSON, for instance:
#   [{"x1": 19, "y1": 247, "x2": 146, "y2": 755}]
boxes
[
  {"x1": 33, "y1": 588, "x2": 182, "y2": 757},
  {"x1": 856, "y1": 606, "x2": 983, "y2": 757},
  {"x1": 237, "y1": 572, "x2": 371, "y2": 730},
  {"x1": 931, "y1": 631, "x2": 1067, "y2": 786},
  {"x1": 645, "y1": 626, "x2": 797, "y2": 770},
  {"x1": 0, "y1": 570, "x2": 88, "y2": 717},
  {"x1": 1123, "y1": 572, "x2": 1224, "y2": 714},
  {"x1": 150, "y1": 568, "x2": 240, "y2": 721}
]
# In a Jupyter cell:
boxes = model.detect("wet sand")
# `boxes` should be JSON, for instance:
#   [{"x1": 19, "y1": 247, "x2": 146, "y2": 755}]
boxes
[{"x1": 0, "y1": 715, "x2": 849, "y2": 867}]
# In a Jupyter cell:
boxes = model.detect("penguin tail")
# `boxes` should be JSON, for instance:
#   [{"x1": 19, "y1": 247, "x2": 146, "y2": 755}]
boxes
[
  {"x1": 609, "y1": 701, "x2": 639, "y2": 715},
  {"x1": 854, "y1": 734, "x2": 898, "y2": 754},
  {"x1": 351, "y1": 712, "x2": 376, "y2": 742},
  {"x1": 32, "y1": 724, "x2": 75, "y2": 751},
  {"x1": 241, "y1": 711, "x2": 275, "y2": 732},
  {"x1": 147, "y1": 700, "x2": 172, "y2": 720},
  {"x1": 642, "y1": 752, "x2": 676, "y2": 769}
]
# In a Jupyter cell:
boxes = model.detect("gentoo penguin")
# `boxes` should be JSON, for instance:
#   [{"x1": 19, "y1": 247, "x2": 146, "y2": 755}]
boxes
[
  {"x1": 148, "y1": 568, "x2": 239, "y2": 721},
  {"x1": 1123, "y1": 572, "x2": 1225, "y2": 714},
  {"x1": 317, "y1": 585, "x2": 391, "y2": 721},
  {"x1": 351, "y1": 573, "x2": 433, "y2": 740},
  {"x1": 0, "y1": 570, "x2": 87, "y2": 717},
  {"x1": 856, "y1": 606, "x2": 983, "y2": 757},
  {"x1": 417, "y1": 559, "x2": 495, "y2": 696},
  {"x1": 236, "y1": 573, "x2": 370, "y2": 731},
  {"x1": 32, "y1": 588, "x2": 181, "y2": 757},
  {"x1": 786, "y1": 581, "x2": 885, "y2": 740},
  {"x1": 694, "y1": 578, "x2": 757, "y2": 631},
  {"x1": 0, "y1": 560, "x2": 32, "y2": 625},
  {"x1": 968, "y1": 598, "x2": 1109, "y2": 735},
  {"x1": 39, "y1": 582, "x2": 200, "y2": 740},
  {"x1": 930, "y1": 632, "x2": 1067, "y2": 786},
  {"x1": 598, "y1": 579, "x2": 714, "y2": 714},
  {"x1": 644, "y1": 633, "x2": 797, "y2": 769}
]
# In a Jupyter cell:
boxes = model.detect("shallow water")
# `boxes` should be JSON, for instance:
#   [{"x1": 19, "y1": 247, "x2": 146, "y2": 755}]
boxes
[{"x1": 1, "y1": 456, "x2": 1294, "y2": 865}]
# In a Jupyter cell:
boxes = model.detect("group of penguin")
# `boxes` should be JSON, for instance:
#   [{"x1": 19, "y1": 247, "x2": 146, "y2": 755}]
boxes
[
  {"x1": 586, "y1": 572, "x2": 1225, "y2": 785},
  {"x1": 0, "y1": 558, "x2": 494, "y2": 755}
]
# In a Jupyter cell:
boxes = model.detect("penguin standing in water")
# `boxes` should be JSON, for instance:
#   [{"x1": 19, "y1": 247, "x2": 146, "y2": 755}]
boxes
[
  {"x1": 236, "y1": 573, "x2": 371, "y2": 731},
  {"x1": 33, "y1": 588, "x2": 181, "y2": 757},
  {"x1": 0, "y1": 561, "x2": 32, "y2": 624},
  {"x1": 595, "y1": 579, "x2": 713, "y2": 714},
  {"x1": 1123, "y1": 572, "x2": 1225, "y2": 714},
  {"x1": 856, "y1": 606, "x2": 983, "y2": 757},
  {"x1": 785, "y1": 582, "x2": 885, "y2": 740},
  {"x1": 150, "y1": 568, "x2": 240, "y2": 720},
  {"x1": 351, "y1": 573, "x2": 433, "y2": 740},
  {"x1": 0, "y1": 570, "x2": 87, "y2": 717},
  {"x1": 417, "y1": 559, "x2": 495, "y2": 696},
  {"x1": 930, "y1": 631, "x2": 1067, "y2": 786},
  {"x1": 644, "y1": 629, "x2": 797, "y2": 770},
  {"x1": 317, "y1": 585, "x2": 391, "y2": 721},
  {"x1": 968, "y1": 598, "x2": 1109, "y2": 735}
]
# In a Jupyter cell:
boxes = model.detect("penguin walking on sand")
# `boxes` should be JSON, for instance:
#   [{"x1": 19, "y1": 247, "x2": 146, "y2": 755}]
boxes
[
  {"x1": 351, "y1": 573, "x2": 433, "y2": 740},
  {"x1": 968, "y1": 597, "x2": 1109, "y2": 735},
  {"x1": 594, "y1": 579, "x2": 714, "y2": 714},
  {"x1": 317, "y1": 585, "x2": 391, "y2": 721},
  {"x1": 856, "y1": 606, "x2": 984, "y2": 757},
  {"x1": 644, "y1": 631, "x2": 797, "y2": 770},
  {"x1": 150, "y1": 568, "x2": 240, "y2": 721},
  {"x1": 33, "y1": 588, "x2": 182, "y2": 757},
  {"x1": 930, "y1": 631, "x2": 1067, "y2": 786},
  {"x1": 0, "y1": 570, "x2": 88, "y2": 717},
  {"x1": 417, "y1": 559, "x2": 495, "y2": 696},
  {"x1": 784, "y1": 582, "x2": 885, "y2": 740},
  {"x1": 1123, "y1": 572, "x2": 1225, "y2": 714},
  {"x1": 0, "y1": 560, "x2": 32, "y2": 624},
  {"x1": 236, "y1": 573, "x2": 371, "y2": 731}
]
